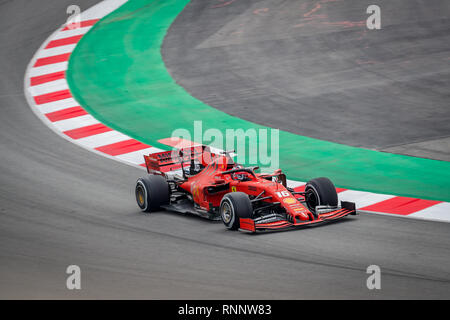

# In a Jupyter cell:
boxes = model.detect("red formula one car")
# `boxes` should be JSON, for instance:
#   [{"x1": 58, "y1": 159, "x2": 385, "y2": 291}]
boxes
[{"x1": 135, "y1": 145, "x2": 356, "y2": 232}]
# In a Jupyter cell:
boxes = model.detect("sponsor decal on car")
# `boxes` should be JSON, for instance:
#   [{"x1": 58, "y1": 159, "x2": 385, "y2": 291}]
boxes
[{"x1": 283, "y1": 197, "x2": 297, "y2": 204}]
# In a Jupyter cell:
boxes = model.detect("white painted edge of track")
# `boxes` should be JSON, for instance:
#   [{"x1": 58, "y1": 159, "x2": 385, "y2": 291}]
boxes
[
  {"x1": 23, "y1": 0, "x2": 450, "y2": 223},
  {"x1": 24, "y1": 0, "x2": 143, "y2": 170}
]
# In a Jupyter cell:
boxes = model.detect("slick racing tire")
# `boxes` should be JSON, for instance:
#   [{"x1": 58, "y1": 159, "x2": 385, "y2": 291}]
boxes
[
  {"x1": 135, "y1": 175, "x2": 169, "y2": 212},
  {"x1": 220, "y1": 192, "x2": 253, "y2": 230},
  {"x1": 305, "y1": 177, "x2": 338, "y2": 214}
]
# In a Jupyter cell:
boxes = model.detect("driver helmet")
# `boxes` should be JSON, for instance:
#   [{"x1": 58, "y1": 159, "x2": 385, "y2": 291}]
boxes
[{"x1": 233, "y1": 172, "x2": 250, "y2": 181}]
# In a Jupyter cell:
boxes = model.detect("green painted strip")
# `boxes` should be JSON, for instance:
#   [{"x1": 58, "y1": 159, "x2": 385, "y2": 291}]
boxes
[{"x1": 67, "y1": 0, "x2": 450, "y2": 201}]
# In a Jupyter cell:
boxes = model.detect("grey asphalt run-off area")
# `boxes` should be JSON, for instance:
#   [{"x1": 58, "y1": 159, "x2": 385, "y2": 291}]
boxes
[
  {"x1": 163, "y1": 0, "x2": 450, "y2": 161},
  {"x1": 0, "y1": 0, "x2": 449, "y2": 299}
]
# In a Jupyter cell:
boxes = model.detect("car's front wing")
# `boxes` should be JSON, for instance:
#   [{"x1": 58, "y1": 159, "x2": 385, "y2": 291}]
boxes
[{"x1": 239, "y1": 201, "x2": 357, "y2": 233}]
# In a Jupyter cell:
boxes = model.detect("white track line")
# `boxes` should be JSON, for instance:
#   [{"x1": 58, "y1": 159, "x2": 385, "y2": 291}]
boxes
[
  {"x1": 51, "y1": 27, "x2": 92, "y2": 39},
  {"x1": 409, "y1": 203, "x2": 450, "y2": 222},
  {"x1": 76, "y1": 131, "x2": 130, "y2": 148},
  {"x1": 35, "y1": 45, "x2": 77, "y2": 58},
  {"x1": 36, "y1": 98, "x2": 79, "y2": 113},
  {"x1": 52, "y1": 114, "x2": 100, "y2": 131},
  {"x1": 286, "y1": 180, "x2": 306, "y2": 188},
  {"x1": 28, "y1": 79, "x2": 69, "y2": 96},
  {"x1": 117, "y1": 147, "x2": 164, "y2": 164},
  {"x1": 29, "y1": 62, "x2": 68, "y2": 77},
  {"x1": 338, "y1": 190, "x2": 395, "y2": 209}
]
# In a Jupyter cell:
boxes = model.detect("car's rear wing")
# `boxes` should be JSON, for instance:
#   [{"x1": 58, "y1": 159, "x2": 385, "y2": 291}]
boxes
[
  {"x1": 143, "y1": 151, "x2": 177, "y2": 174},
  {"x1": 143, "y1": 145, "x2": 216, "y2": 174}
]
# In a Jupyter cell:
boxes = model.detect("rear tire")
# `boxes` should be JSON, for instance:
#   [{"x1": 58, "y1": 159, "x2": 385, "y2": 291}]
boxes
[
  {"x1": 220, "y1": 192, "x2": 253, "y2": 230},
  {"x1": 305, "y1": 177, "x2": 338, "y2": 214},
  {"x1": 135, "y1": 175, "x2": 169, "y2": 212}
]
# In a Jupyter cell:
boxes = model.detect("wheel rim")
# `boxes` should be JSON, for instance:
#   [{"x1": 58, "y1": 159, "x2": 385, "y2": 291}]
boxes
[
  {"x1": 136, "y1": 184, "x2": 146, "y2": 208},
  {"x1": 306, "y1": 189, "x2": 318, "y2": 211},
  {"x1": 221, "y1": 201, "x2": 232, "y2": 224}
]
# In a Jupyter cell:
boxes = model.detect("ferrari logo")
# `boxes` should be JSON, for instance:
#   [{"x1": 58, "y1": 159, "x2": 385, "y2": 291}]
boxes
[
  {"x1": 283, "y1": 197, "x2": 297, "y2": 204},
  {"x1": 231, "y1": 186, "x2": 237, "y2": 192}
]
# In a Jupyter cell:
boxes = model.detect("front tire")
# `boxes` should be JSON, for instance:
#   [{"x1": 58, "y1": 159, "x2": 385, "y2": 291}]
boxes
[
  {"x1": 220, "y1": 192, "x2": 253, "y2": 230},
  {"x1": 135, "y1": 175, "x2": 169, "y2": 212},
  {"x1": 305, "y1": 177, "x2": 338, "y2": 214}
]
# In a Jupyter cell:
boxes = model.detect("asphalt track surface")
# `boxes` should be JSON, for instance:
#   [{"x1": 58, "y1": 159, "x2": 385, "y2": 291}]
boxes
[
  {"x1": 0, "y1": 0, "x2": 449, "y2": 299},
  {"x1": 163, "y1": 0, "x2": 450, "y2": 161}
]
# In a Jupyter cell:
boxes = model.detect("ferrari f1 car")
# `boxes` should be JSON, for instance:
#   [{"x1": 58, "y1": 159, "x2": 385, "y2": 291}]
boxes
[{"x1": 135, "y1": 145, "x2": 356, "y2": 232}]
